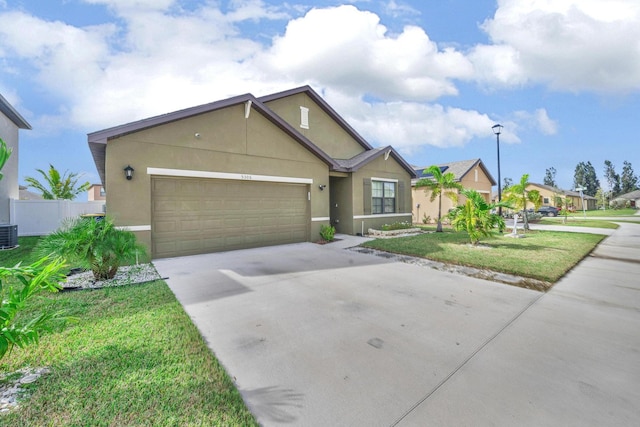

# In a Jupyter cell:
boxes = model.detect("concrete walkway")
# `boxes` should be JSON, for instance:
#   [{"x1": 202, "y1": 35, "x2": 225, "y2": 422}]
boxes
[{"x1": 155, "y1": 222, "x2": 640, "y2": 426}]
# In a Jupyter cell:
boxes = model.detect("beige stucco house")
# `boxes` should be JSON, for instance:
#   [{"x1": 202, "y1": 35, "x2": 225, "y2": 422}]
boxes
[
  {"x1": 411, "y1": 159, "x2": 496, "y2": 224},
  {"x1": 526, "y1": 183, "x2": 597, "y2": 211},
  {"x1": 88, "y1": 86, "x2": 416, "y2": 258},
  {"x1": 0, "y1": 93, "x2": 31, "y2": 224}
]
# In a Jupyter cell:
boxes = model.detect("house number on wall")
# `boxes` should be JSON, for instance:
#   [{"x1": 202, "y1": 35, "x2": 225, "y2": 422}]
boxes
[{"x1": 241, "y1": 174, "x2": 252, "y2": 180}]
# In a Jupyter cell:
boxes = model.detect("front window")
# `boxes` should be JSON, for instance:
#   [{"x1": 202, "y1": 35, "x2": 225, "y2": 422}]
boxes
[{"x1": 372, "y1": 181, "x2": 396, "y2": 214}]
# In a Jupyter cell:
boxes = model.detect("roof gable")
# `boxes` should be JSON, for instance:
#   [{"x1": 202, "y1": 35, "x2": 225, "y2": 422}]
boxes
[
  {"x1": 88, "y1": 93, "x2": 339, "y2": 185},
  {"x1": 414, "y1": 159, "x2": 496, "y2": 185},
  {"x1": 336, "y1": 146, "x2": 417, "y2": 177},
  {"x1": 259, "y1": 86, "x2": 373, "y2": 152}
]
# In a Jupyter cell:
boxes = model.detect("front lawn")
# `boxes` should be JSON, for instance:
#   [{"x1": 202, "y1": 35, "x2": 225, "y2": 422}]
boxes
[
  {"x1": 536, "y1": 218, "x2": 620, "y2": 229},
  {"x1": 361, "y1": 229, "x2": 605, "y2": 284},
  {"x1": 0, "y1": 238, "x2": 257, "y2": 426}
]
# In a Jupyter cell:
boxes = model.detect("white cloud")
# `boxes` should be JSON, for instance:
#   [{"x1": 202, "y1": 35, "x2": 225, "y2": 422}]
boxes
[
  {"x1": 472, "y1": 0, "x2": 640, "y2": 93},
  {"x1": 0, "y1": 1, "x2": 568, "y2": 155},
  {"x1": 259, "y1": 5, "x2": 473, "y2": 101}
]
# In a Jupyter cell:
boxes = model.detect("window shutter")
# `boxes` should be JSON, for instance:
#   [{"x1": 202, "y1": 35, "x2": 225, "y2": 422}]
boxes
[
  {"x1": 363, "y1": 178, "x2": 371, "y2": 215},
  {"x1": 397, "y1": 181, "x2": 405, "y2": 213}
]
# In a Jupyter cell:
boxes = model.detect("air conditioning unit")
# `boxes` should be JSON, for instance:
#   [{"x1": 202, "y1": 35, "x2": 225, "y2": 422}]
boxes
[{"x1": 0, "y1": 224, "x2": 18, "y2": 249}]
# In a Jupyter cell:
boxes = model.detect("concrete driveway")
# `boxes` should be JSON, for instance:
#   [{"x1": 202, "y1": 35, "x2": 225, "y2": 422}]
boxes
[{"x1": 154, "y1": 225, "x2": 640, "y2": 426}]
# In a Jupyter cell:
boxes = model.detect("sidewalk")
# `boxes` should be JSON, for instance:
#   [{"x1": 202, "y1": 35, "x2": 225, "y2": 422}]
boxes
[{"x1": 396, "y1": 221, "x2": 640, "y2": 426}]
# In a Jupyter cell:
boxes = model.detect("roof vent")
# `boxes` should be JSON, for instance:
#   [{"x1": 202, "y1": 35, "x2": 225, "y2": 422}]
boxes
[
  {"x1": 300, "y1": 106, "x2": 309, "y2": 129},
  {"x1": 0, "y1": 224, "x2": 18, "y2": 249}
]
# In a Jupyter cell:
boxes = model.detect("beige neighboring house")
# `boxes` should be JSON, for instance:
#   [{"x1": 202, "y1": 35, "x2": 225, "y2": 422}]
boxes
[
  {"x1": 87, "y1": 184, "x2": 106, "y2": 201},
  {"x1": 88, "y1": 86, "x2": 416, "y2": 258},
  {"x1": 412, "y1": 159, "x2": 496, "y2": 224},
  {"x1": 19, "y1": 185, "x2": 42, "y2": 200},
  {"x1": 0, "y1": 94, "x2": 31, "y2": 224},
  {"x1": 526, "y1": 183, "x2": 598, "y2": 211}
]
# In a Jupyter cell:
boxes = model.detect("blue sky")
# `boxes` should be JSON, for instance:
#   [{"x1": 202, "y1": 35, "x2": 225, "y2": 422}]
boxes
[{"x1": 1, "y1": 0, "x2": 639, "y2": 199}]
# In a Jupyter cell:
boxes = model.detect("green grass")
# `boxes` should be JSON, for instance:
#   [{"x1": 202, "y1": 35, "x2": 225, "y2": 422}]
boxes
[
  {"x1": 0, "y1": 238, "x2": 257, "y2": 426},
  {"x1": 568, "y1": 208, "x2": 637, "y2": 217},
  {"x1": 362, "y1": 229, "x2": 605, "y2": 284},
  {"x1": 0, "y1": 236, "x2": 43, "y2": 266},
  {"x1": 536, "y1": 218, "x2": 620, "y2": 229}
]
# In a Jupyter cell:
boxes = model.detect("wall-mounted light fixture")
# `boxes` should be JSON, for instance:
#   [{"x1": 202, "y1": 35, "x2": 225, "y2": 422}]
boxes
[
  {"x1": 319, "y1": 184, "x2": 326, "y2": 191},
  {"x1": 124, "y1": 165, "x2": 135, "y2": 180}
]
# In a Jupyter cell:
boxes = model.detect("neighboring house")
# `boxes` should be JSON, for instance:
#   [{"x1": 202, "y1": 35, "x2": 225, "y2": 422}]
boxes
[
  {"x1": 612, "y1": 189, "x2": 640, "y2": 208},
  {"x1": 0, "y1": 94, "x2": 31, "y2": 224},
  {"x1": 411, "y1": 159, "x2": 496, "y2": 224},
  {"x1": 526, "y1": 183, "x2": 598, "y2": 211},
  {"x1": 19, "y1": 185, "x2": 43, "y2": 200},
  {"x1": 88, "y1": 86, "x2": 416, "y2": 258},
  {"x1": 87, "y1": 184, "x2": 106, "y2": 201}
]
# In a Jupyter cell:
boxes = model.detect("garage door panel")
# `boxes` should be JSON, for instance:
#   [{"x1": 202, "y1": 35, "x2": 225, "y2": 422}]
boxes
[{"x1": 152, "y1": 177, "x2": 310, "y2": 258}]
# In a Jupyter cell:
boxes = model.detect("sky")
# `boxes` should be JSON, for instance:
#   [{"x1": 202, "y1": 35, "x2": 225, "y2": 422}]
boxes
[{"x1": 1, "y1": 0, "x2": 639, "y2": 199}]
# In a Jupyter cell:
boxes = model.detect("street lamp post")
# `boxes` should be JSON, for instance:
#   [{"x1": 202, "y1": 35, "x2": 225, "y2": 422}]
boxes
[{"x1": 492, "y1": 124, "x2": 503, "y2": 216}]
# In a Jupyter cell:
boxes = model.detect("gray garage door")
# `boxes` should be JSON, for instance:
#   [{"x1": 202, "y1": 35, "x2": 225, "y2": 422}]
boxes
[{"x1": 151, "y1": 176, "x2": 310, "y2": 258}]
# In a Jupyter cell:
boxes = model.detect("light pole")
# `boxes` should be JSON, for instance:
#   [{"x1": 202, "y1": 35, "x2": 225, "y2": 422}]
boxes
[{"x1": 492, "y1": 124, "x2": 503, "y2": 216}]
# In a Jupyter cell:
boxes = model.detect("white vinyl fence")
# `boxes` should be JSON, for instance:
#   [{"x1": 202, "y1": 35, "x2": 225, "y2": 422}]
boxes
[{"x1": 9, "y1": 199, "x2": 106, "y2": 236}]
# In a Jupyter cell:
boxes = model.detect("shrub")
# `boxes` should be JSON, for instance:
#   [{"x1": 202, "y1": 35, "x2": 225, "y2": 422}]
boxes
[
  {"x1": 37, "y1": 216, "x2": 147, "y2": 280},
  {"x1": 319, "y1": 224, "x2": 336, "y2": 242},
  {"x1": 422, "y1": 214, "x2": 431, "y2": 224}
]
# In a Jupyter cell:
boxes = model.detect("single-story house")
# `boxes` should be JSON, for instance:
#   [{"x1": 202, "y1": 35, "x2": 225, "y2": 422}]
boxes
[
  {"x1": 0, "y1": 93, "x2": 31, "y2": 224},
  {"x1": 88, "y1": 86, "x2": 416, "y2": 258},
  {"x1": 526, "y1": 183, "x2": 598, "y2": 211},
  {"x1": 611, "y1": 189, "x2": 640, "y2": 208},
  {"x1": 412, "y1": 159, "x2": 495, "y2": 224}
]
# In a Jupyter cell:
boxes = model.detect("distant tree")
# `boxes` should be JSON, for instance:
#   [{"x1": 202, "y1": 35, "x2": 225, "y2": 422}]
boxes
[
  {"x1": 25, "y1": 164, "x2": 90, "y2": 200},
  {"x1": 543, "y1": 167, "x2": 557, "y2": 187},
  {"x1": 573, "y1": 161, "x2": 599, "y2": 196},
  {"x1": 502, "y1": 177, "x2": 513, "y2": 190},
  {"x1": 620, "y1": 161, "x2": 639, "y2": 194},
  {"x1": 415, "y1": 165, "x2": 462, "y2": 232},
  {"x1": 604, "y1": 160, "x2": 621, "y2": 196},
  {"x1": 503, "y1": 174, "x2": 541, "y2": 231},
  {"x1": 594, "y1": 187, "x2": 607, "y2": 210}
]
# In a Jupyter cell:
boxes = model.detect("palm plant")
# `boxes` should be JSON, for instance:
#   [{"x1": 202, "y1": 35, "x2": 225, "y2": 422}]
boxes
[
  {"x1": 502, "y1": 174, "x2": 541, "y2": 230},
  {"x1": 0, "y1": 137, "x2": 11, "y2": 181},
  {"x1": 0, "y1": 256, "x2": 74, "y2": 360},
  {"x1": 24, "y1": 164, "x2": 90, "y2": 200},
  {"x1": 37, "y1": 217, "x2": 147, "y2": 280},
  {"x1": 415, "y1": 165, "x2": 463, "y2": 232},
  {"x1": 449, "y1": 188, "x2": 509, "y2": 245}
]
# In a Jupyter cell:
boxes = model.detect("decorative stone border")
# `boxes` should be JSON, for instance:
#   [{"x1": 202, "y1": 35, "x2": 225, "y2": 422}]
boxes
[{"x1": 367, "y1": 228, "x2": 423, "y2": 237}]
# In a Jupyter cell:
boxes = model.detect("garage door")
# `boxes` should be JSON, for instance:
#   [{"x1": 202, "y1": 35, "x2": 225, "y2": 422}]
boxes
[{"x1": 151, "y1": 177, "x2": 310, "y2": 258}]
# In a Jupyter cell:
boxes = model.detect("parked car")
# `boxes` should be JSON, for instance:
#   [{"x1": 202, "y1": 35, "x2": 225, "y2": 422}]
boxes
[{"x1": 537, "y1": 206, "x2": 560, "y2": 217}]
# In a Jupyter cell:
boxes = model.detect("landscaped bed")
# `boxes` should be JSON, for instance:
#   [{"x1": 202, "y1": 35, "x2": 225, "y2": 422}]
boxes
[
  {"x1": 360, "y1": 229, "x2": 606, "y2": 285},
  {"x1": 0, "y1": 237, "x2": 257, "y2": 425}
]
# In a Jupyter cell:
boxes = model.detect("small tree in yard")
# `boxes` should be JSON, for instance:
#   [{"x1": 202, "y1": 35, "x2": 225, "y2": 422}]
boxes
[
  {"x1": 449, "y1": 188, "x2": 509, "y2": 245},
  {"x1": 503, "y1": 174, "x2": 541, "y2": 231},
  {"x1": 37, "y1": 216, "x2": 147, "y2": 280},
  {"x1": 0, "y1": 138, "x2": 11, "y2": 181},
  {"x1": 415, "y1": 165, "x2": 462, "y2": 232}
]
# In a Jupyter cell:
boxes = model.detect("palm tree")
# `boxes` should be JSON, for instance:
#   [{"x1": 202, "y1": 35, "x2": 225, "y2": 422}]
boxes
[
  {"x1": 24, "y1": 164, "x2": 90, "y2": 200},
  {"x1": 449, "y1": 188, "x2": 509, "y2": 244},
  {"x1": 415, "y1": 165, "x2": 463, "y2": 232},
  {"x1": 503, "y1": 174, "x2": 541, "y2": 230}
]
